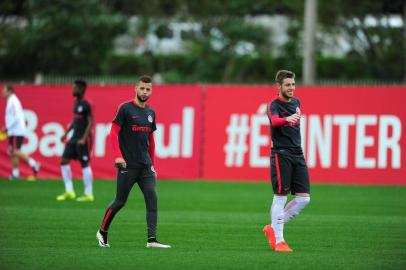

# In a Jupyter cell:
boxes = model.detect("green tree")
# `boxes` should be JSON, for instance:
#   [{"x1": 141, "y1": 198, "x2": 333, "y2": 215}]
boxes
[
  {"x1": 107, "y1": 0, "x2": 406, "y2": 82},
  {"x1": 0, "y1": 0, "x2": 127, "y2": 79},
  {"x1": 185, "y1": 17, "x2": 271, "y2": 82},
  {"x1": 317, "y1": 0, "x2": 405, "y2": 80}
]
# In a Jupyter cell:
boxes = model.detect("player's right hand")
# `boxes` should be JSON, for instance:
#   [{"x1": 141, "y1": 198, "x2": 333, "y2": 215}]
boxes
[
  {"x1": 286, "y1": 113, "x2": 301, "y2": 123},
  {"x1": 60, "y1": 134, "x2": 67, "y2": 143},
  {"x1": 114, "y1": 157, "x2": 127, "y2": 169}
]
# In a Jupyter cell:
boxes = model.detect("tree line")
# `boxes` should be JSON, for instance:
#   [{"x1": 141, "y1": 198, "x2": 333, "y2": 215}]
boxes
[{"x1": 0, "y1": 0, "x2": 404, "y2": 83}]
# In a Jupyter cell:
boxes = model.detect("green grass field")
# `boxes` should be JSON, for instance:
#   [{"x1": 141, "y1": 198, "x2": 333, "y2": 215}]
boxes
[{"x1": 0, "y1": 179, "x2": 405, "y2": 270}]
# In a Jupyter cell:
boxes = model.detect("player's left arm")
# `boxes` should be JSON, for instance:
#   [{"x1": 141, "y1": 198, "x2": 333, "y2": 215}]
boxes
[
  {"x1": 78, "y1": 103, "x2": 94, "y2": 145},
  {"x1": 149, "y1": 112, "x2": 157, "y2": 174},
  {"x1": 286, "y1": 99, "x2": 301, "y2": 123},
  {"x1": 149, "y1": 133, "x2": 156, "y2": 165},
  {"x1": 149, "y1": 132, "x2": 157, "y2": 175}
]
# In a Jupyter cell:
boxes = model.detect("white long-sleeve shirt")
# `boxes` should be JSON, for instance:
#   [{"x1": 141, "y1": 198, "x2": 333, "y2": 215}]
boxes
[{"x1": 5, "y1": 93, "x2": 26, "y2": 136}]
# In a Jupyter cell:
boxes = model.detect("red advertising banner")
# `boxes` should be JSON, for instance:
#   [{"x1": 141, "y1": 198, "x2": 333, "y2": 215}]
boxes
[
  {"x1": 0, "y1": 84, "x2": 202, "y2": 180},
  {"x1": 1, "y1": 84, "x2": 405, "y2": 185},
  {"x1": 202, "y1": 85, "x2": 406, "y2": 185}
]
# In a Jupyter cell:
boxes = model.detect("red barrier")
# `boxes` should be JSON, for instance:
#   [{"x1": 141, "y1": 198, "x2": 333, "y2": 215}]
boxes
[
  {"x1": 1, "y1": 84, "x2": 405, "y2": 185},
  {"x1": 202, "y1": 85, "x2": 406, "y2": 185},
  {"x1": 0, "y1": 84, "x2": 203, "y2": 179}
]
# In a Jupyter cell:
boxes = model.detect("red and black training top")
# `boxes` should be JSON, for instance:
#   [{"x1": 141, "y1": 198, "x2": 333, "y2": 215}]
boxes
[
  {"x1": 267, "y1": 96, "x2": 302, "y2": 154},
  {"x1": 110, "y1": 100, "x2": 156, "y2": 169},
  {"x1": 70, "y1": 98, "x2": 93, "y2": 143}
]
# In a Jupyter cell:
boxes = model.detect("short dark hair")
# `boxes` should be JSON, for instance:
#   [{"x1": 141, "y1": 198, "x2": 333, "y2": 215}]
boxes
[
  {"x1": 4, "y1": 84, "x2": 14, "y2": 93},
  {"x1": 74, "y1": 79, "x2": 87, "y2": 92},
  {"x1": 138, "y1": 75, "x2": 152, "y2": 84},
  {"x1": 275, "y1": 70, "x2": 295, "y2": 85}
]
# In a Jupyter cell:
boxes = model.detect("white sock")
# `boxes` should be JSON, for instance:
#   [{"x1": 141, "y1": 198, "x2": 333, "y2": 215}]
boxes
[
  {"x1": 284, "y1": 196, "x2": 311, "y2": 224},
  {"x1": 61, "y1": 164, "x2": 74, "y2": 192},
  {"x1": 271, "y1": 195, "x2": 287, "y2": 244},
  {"x1": 28, "y1": 158, "x2": 37, "y2": 168},
  {"x1": 82, "y1": 166, "x2": 93, "y2": 196},
  {"x1": 12, "y1": 168, "x2": 19, "y2": 177}
]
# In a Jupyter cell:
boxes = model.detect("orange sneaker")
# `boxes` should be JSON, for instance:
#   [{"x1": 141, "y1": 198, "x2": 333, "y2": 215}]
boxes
[
  {"x1": 274, "y1": 241, "x2": 293, "y2": 252},
  {"x1": 262, "y1": 224, "x2": 276, "y2": 250}
]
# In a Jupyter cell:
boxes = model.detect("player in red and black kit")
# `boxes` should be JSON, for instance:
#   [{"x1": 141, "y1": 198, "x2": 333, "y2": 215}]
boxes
[
  {"x1": 56, "y1": 80, "x2": 94, "y2": 202},
  {"x1": 96, "y1": 75, "x2": 171, "y2": 249},
  {"x1": 263, "y1": 70, "x2": 311, "y2": 252}
]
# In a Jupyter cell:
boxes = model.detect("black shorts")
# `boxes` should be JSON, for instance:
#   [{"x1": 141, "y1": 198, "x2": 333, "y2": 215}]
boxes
[
  {"x1": 62, "y1": 140, "x2": 92, "y2": 166},
  {"x1": 8, "y1": 136, "x2": 24, "y2": 152},
  {"x1": 270, "y1": 150, "x2": 310, "y2": 195}
]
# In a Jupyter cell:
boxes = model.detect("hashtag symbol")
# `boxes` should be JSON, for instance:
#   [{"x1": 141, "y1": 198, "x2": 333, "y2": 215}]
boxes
[{"x1": 224, "y1": 114, "x2": 250, "y2": 167}]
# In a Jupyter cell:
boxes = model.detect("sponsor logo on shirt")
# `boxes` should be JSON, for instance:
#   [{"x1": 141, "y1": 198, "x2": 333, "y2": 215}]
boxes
[
  {"x1": 131, "y1": 125, "x2": 152, "y2": 132},
  {"x1": 77, "y1": 106, "x2": 83, "y2": 113}
]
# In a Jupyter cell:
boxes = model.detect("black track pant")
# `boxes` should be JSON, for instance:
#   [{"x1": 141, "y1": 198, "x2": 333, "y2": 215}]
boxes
[{"x1": 100, "y1": 167, "x2": 157, "y2": 238}]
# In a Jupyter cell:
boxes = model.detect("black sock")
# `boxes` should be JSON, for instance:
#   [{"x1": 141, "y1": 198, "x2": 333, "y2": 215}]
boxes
[
  {"x1": 100, "y1": 230, "x2": 108, "y2": 242},
  {"x1": 147, "y1": 237, "x2": 157, "y2": 243}
]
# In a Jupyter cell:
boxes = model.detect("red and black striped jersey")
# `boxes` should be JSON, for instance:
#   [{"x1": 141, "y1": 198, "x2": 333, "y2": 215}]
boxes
[{"x1": 267, "y1": 96, "x2": 302, "y2": 154}]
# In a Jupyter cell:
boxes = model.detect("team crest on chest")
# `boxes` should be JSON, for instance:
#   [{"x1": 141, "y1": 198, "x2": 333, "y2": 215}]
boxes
[
  {"x1": 147, "y1": 115, "x2": 153, "y2": 123},
  {"x1": 296, "y1": 107, "x2": 301, "y2": 115},
  {"x1": 77, "y1": 105, "x2": 83, "y2": 113}
]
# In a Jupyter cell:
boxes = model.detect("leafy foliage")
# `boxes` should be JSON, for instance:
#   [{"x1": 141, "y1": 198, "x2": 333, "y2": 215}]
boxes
[
  {"x1": 0, "y1": 0, "x2": 127, "y2": 79},
  {"x1": 0, "y1": 0, "x2": 404, "y2": 82}
]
